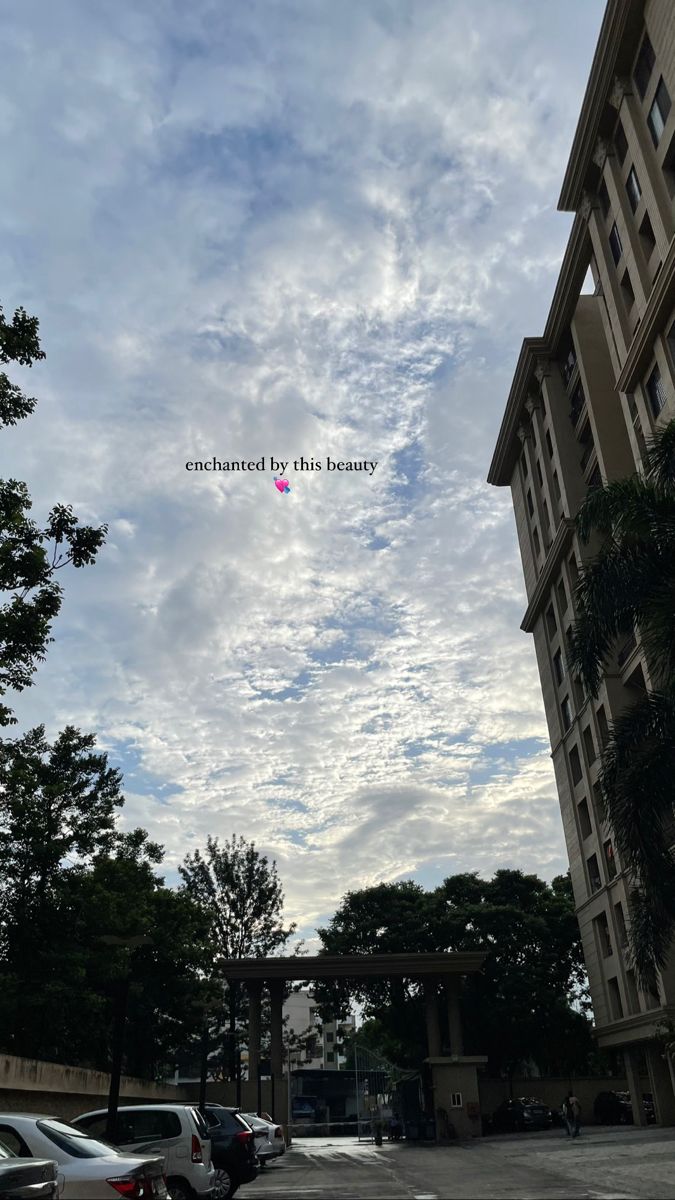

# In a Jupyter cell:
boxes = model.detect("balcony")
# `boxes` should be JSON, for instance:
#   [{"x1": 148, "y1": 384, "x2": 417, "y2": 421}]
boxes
[{"x1": 617, "y1": 631, "x2": 637, "y2": 668}]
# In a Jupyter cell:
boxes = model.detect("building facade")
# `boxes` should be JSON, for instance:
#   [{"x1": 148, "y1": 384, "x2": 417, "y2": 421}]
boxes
[{"x1": 489, "y1": 0, "x2": 675, "y2": 1124}]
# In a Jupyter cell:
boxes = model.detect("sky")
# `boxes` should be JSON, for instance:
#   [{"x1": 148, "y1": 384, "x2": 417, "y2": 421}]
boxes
[{"x1": 1, "y1": 0, "x2": 606, "y2": 946}]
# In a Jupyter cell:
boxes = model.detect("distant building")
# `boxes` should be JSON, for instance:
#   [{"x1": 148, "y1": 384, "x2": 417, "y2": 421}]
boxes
[
  {"x1": 283, "y1": 989, "x2": 355, "y2": 1070},
  {"x1": 489, "y1": 0, "x2": 675, "y2": 1126}
]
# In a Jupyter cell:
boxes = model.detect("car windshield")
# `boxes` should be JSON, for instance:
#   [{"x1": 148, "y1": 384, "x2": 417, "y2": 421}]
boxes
[{"x1": 37, "y1": 1119, "x2": 118, "y2": 1159}]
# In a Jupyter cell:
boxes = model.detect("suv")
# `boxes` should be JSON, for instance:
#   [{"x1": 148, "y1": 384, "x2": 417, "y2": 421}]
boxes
[
  {"x1": 201, "y1": 1106, "x2": 258, "y2": 1199},
  {"x1": 74, "y1": 1105, "x2": 215, "y2": 1200}
]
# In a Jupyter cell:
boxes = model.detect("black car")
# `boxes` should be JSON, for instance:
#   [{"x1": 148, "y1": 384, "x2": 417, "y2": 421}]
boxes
[
  {"x1": 594, "y1": 1090, "x2": 656, "y2": 1125},
  {"x1": 202, "y1": 1105, "x2": 258, "y2": 1199},
  {"x1": 492, "y1": 1098, "x2": 553, "y2": 1133},
  {"x1": 0, "y1": 1142, "x2": 58, "y2": 1199}
]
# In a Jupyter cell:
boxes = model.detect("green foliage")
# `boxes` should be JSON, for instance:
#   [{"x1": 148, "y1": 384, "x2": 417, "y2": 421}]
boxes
[
  {"x1": 317, "y1": 870, "x2": 594, "y2": 1076},
  {"x1": 0, "y1": 302, "x2": 106, "y2": 725},
  {"x1": 179, "y1": 834, "x2": 296, "y2": 962},
  {"x1": 0, "y1": 723, "x2": 210, "y2": 1074},
  {"x1": 570, "y1": 419, "x2": 675, "y2": 988},
  {"x1": 0, "y1": 304, "x2": 45, "y2": 429}
]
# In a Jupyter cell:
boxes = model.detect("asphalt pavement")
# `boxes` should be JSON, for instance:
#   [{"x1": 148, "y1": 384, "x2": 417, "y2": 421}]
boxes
[{"x1": 240, "y1": 1127, "x2": 675, "y2": 1200}]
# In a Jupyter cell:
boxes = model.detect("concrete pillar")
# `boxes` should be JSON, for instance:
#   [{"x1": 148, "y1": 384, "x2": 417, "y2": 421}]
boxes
[
  {"x1": 424, "y1": 978, "x2": 441, "y2": 1058},
  {"x1": 247, "y1": 981, "x2": 262, "y2": 1084},
  {"x1": 624, "y1": 1046, "x2": 648, "y2": 1127},
  {"x1": 270, "y1": 979, "x2": 284, "y2": 1080},
  {"x1": 646, "y1": 1043, "x2": 675, "y2": 1126},
  {"x1": 444, "y1": 975, "x2": 463, "y2": 1056}
]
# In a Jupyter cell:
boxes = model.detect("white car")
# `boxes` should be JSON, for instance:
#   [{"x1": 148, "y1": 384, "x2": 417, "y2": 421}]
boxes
[
  {"x1": 241, "y1": 1115, "x2": 285, "y2": 1164},
  {"x1": 75, "y1": 1105, "x2": 215, "y2": 1200},
  {"x1": 0, "y1": 1114, "x2": 167, "y2": 1198}
]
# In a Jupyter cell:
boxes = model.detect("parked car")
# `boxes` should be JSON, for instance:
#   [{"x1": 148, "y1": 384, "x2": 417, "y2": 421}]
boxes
[
  {"x1": 0, "y1": 1140, "x2": 58, "y2": 1199},
  {"x1": 0, "y1": 1114, "x2": 167, "y2": 1198},
  {"x1": 492, "y1": 1098, "x2": 553, "y2": 1133},
  {"x1": 593, "y1": 1090, "x2": 656, "y2": 1125},
  {"x1": 241, "y1": 1114, "x2": 285, "y2": 1163},
  {"x1": 74, "y1": 1105, "x2": 214, "y2": 1200},
  {"x1": 200, "y1": 1106, "x2": 258, "y2": 1199}
]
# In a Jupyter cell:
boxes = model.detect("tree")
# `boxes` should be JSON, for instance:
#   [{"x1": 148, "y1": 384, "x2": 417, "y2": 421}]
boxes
[
  {"x1": 569, "y1": 419, "x2": 675, "y2": 988},
  {"x1": 0, "y1": 724, "x2": 130, "y2": 1055},
  {"x1": 317, "y1": 870, "x2": 595, "y2": 1076},
  {"x1": 0, "y1": 301, "x2": 106, "y2": 725},
  {"x1": 179, "y1": 835, "x2": 297, "y2": 1079}
]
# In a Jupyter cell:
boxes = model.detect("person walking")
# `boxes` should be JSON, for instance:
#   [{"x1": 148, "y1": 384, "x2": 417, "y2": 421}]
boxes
[
  {"x1": 568, "y1": 1092, "x2": 582, "y2": 1138},
  {"x1": 561, "y1": 1093, "x2": 572, "y2": 1136}
]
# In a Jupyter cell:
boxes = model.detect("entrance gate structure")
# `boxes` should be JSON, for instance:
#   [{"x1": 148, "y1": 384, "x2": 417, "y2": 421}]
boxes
[{"x1": 222, "y1": 952, "x2": 487, "y2": 1140}]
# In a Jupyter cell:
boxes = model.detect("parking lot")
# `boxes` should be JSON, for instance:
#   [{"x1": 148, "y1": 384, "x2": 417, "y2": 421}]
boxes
[{"x1": 241, "y1": 1127, "x2": 675, "y2": 1200}]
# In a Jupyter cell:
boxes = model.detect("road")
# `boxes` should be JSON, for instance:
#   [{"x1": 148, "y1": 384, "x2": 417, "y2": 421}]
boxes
[{"x1": 241, "y1": 1128, "x2": 675, "y2": 1199}]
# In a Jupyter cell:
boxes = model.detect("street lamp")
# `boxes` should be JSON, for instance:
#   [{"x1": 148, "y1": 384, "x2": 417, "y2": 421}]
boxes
[{"x1": 100, "y1": 934, "x2": 153, "y2": 1140}]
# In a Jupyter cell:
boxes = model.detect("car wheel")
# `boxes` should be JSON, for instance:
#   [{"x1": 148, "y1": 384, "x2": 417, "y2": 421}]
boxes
[
  {"x1": 167, "y1": 1180, "x2": 194, "y2": 1200},
  {"x1": 214, "y1": 1166, "x2": 238, "y2": 1199}
]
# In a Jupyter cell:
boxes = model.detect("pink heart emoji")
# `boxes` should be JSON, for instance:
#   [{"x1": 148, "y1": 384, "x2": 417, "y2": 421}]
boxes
[{"x1": 275, "y1": 478, "x2": 289, "y2": 492}]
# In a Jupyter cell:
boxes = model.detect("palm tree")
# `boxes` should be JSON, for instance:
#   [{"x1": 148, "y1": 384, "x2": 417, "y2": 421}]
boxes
[{"x1": 569, "y1": 418, "x2": 675, "y2": 989}]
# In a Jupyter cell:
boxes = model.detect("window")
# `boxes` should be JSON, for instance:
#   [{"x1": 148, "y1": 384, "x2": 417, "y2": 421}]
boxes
[
  {"x1": 561, "y1": 343, "x2": 577, "y2": 386},
  {"x1": 37, "y1": 1120, "x2": 114, "y2": 1160},
  {"x1": 646, "y1": 364, "x2": 666, "y2": 418},
  {"x1": 593, "y1": 780, "x2": 606, "y2": 823},
  {"x1": 568, "y1": 554, "x2": 579, "y2": 586},
  {"x1": 598, "y1": 179, "x2": 611, "y2": 219},
  {"x1": 450, "y1": 1092, "x2": 463, "y2": 1108},
  {"x1": 570, "y1": 744, "x2": 583, "y2": 786},
  {"x1": 543, "y1": 499, "x2": 551, "y2": 534},
  {"x1": 583, "y1": 725, "x2": 597, "y2": 763},
  {"x1": 526, "y1": 488, "x2": 534, "y2": 517},
  {"x1": 557, "y1": 577, "x2": 568, "y2": 613},
  {"x1": 545, "y1": 429, "x2": 554, "y2": 458},
  {"x1": 587, "y1": 852, "x2": 602, "y2": 893},
  {"x1": 570, "y1": 382, "x2": 585, "y2": 425},
  {"x1": 536, "y1": 459, "x2": 543, "y2": 486},
  {"x1": 326, "y1": 1051, "x2": 335, "y2": 1063},
  {"x1": 604, "y1": 838, "x2": 618, "y2": 880},
  {"x1": 614, "y1": 120, "x2": 628, "y2": 164},
  {"x1": 633, "y1": 33, "x2": 655, "y2": 99},
  {"x1": 573, "y1": 675, "x2": 586, "y2": 708},
  {"x1": 594, "y1": 911, "x2": 613, "y2": 957},
  {"x1": 553, "y1": 648, "x2": 565, "y2": 684},
  {"x1": 614, "y1": 901, "x2": 628, "y2": 948},
  {"x1": 326, "y1": 1031, "x2": 334, "y2": 1042},
  {"x1": 620, "y1": 268, "x2": 635, "y2": 311},
  {"x1": 625, "y1": 969, "x2": 640, "y2": 1014},
  {"x1": 522, "y1": 452, "x2": 529, "y2": 477},
  {"x1": 552, "y1": 470, "x2": 562, "y2": 504},
  {"x1": 609, "y1": 222, "x2": 623, "y2": 266},
  {"x1": 597, "y1": 704, "x2": 609, "y2": 747},
  {"x1": 578, "y1": 797, "x2": 592, "y2": 840},
  {"x1": 533, "y1": 526, "x2": 541, "y2": 559},
  {"x1": 588, "y1": 464, "x2": 602, "y2": 491},
  {"x1": 668, "y1": 322, "x2": 675, "y2": 367},
  {"x1": 626, "y1": 166, "x2": 642, "y2": 212},
  {"x1": 545, "y1": 603, "x2": 557, "y2": 638},
  {"x1": 647, "y1": 78, "x2": 671, "y2": 147},
  {"x1": 607, "y1": 976, "x2": 624, "y2": 1021},
  {"x1": 639, "y1": 211, "x2": 657, "y2": 257},
  {"x1": 561, "y1": 695, "x2": 573, "y2": 731}
]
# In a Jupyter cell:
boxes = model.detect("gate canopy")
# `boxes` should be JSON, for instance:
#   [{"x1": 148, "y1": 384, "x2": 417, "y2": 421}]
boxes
[{"x1": 222, "y1": 951, "x2": 486, "y2": 980}]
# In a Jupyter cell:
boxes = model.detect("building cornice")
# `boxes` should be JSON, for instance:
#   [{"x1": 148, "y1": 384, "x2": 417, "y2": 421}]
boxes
[
  {"x1": 558, "y1": 0, "x2": 645, "y2": 213},
  {"x1": 616, "y1": 242, "x2": 675, "y2": 393},
  {"x1": 520, "y1": 518, "x2": 575, "y2": 633}
]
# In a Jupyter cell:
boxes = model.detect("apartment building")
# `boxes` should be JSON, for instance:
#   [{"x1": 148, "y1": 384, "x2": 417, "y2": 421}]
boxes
[{"x1": 488, "y1": 0, "x2": 675, "y2": 1124}]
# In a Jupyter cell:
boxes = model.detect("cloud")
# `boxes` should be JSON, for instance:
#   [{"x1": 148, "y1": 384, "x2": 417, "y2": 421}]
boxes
[{"x1": 1, "y1": 0, "x2": 605, "y2": 940}]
